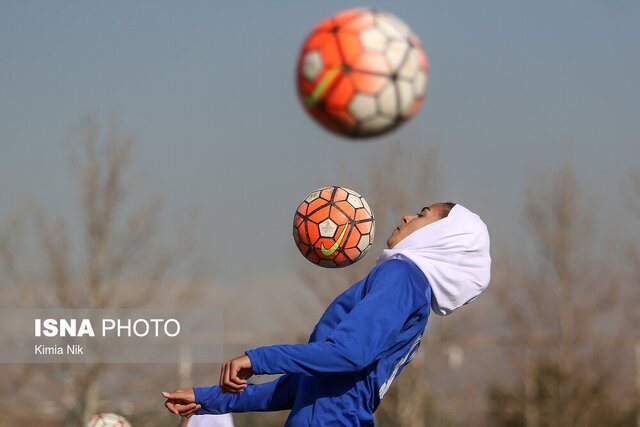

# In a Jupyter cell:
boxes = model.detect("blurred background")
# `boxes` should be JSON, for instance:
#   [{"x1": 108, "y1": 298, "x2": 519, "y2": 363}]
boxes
[{"x1": 1, "y1": 1, "x2": 639, "y2": 426}]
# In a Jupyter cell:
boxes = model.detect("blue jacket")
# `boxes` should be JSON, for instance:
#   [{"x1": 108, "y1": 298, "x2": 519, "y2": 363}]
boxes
[{"x1": 194, "y1": 259, "x2": 431, "y2": 426}]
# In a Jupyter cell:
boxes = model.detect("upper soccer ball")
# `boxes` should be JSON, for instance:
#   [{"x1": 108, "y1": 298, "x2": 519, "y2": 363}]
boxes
[
  {"x1": 86, "y1": 412, "x2": 132, "y2": 427},
  {"x1": 297, "y1": 8, "x2": 428, "y2": 138},
  {"x1": 293, "y1": 186, "x2": 375, "y2": 268}
]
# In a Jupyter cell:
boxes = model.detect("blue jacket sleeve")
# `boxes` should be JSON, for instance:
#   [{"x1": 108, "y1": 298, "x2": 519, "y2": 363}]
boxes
[
  {"x1": 194, "y1": 374, "x2": 299, "y2": 414},
  {"x1": 246, "y1": 260, "x2": 427, "y2": 375}
]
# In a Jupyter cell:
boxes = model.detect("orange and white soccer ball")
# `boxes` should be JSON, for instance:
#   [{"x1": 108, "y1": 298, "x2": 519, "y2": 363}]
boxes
[
  {"x1": 297, "y1": 8, "x2": 428, "y2": 138},
  {"x1": 293, "y1": 186, "x2": 375, "y2": 268},
  {"x1": 86, "y1": 412, "x2": 132, "y2": 427}
]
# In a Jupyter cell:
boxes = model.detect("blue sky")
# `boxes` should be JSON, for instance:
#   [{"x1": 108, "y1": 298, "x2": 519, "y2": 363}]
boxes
[{"x1": 1, "y1": 1, "x2": 639, "y2": 282}]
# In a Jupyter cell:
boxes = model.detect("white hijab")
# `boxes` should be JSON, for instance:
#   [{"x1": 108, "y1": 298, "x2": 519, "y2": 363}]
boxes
[{"x1": 377, "y1": 204, "x2": 491, "y2": 316}]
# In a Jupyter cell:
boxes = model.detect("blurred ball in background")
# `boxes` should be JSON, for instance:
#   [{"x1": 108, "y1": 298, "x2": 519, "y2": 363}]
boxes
[{"x1": 297, "y1": 8, "x2": 429, "y2": 138}]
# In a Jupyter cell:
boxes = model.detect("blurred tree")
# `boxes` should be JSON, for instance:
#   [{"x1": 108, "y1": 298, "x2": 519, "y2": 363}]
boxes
[
  {"x1": 0, "y1": 113, "x2": 199, "y2": 426},
  {"x1": 488, "y1": 167, "x2": 636, "y2": 426},
  {"x1": 628, "y1": 171, "x2": 640, "y2": 427},
  {"x1": 488, "y1": 361, "x2": 636, "y2": 427},
  {"x1": 628, "y1": 171, "x2": 640, "y2": 290}
]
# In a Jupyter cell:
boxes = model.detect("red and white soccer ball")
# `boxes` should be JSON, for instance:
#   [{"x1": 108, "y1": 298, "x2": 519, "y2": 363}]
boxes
[
  {"x1": 86, "y1": 412, "x2": 132, "y2": 427},
  {"x1": 297, "y1": 8, "x2": 429, "y2": 138},
  {"x1": 293, "y1": 186, "x2": 375, "y2": 268}
]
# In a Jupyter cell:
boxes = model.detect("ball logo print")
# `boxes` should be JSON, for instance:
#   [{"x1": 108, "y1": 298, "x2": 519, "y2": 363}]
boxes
[
  {"x1": 297, "y1": 8, "x2": 429, "y2": 138},
  {"x1": 293, "y1": 186, "x2": 375, "y2": 268},
  {"x1": 320, "y1": 221, "x2": 349, "y2": 256}
]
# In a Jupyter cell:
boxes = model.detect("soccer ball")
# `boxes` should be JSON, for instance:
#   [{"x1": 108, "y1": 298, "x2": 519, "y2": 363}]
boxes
[
  {"x1": 293, "y1": 186, "x2": 375, "y2": 268},
  {"x1": 86, "y1": 412, "x2": 132, "y2": 427},
  {"x1": 297, "y1": 8, "x2": 428, "y2": 138}
]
